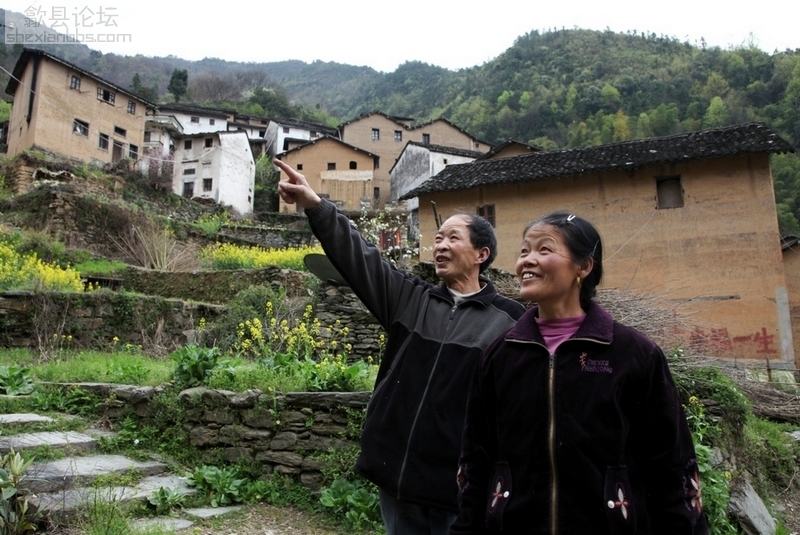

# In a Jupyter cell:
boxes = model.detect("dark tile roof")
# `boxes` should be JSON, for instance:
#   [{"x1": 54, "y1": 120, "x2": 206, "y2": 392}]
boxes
[
  {"x1": 407, "y1": 141, "x2": 485, "y2": 159},
  {"x1": 389, "y1": 142, "x2": 484, "y2": 174},
  {"x1": 400, "y1": 123, "x2": 796, "y2": 200},
  {"x1": 159, "y1": 103, "x2": 236, "y2": 118},
  {"x1": 337, "y1": 111, "x2": 415, "y2": 131},
  {"x1": 477, "y1": 139, "x2": 542, "y2": 160},
  {"x1": 276, "y1": 135, "x2": 380, "y2": 160},
  {"x1": 411, "y1": 116, "x2": 493, "y2": 147},
  {"x1": 781, "y1": 234, "x2": 800, "y2": 250},
  {"x1": 269, "y1": 116, "x2": 338, "y2": 136},
  {"x1": 5, "y1": 48, "x2": 156, "y2": 106}
]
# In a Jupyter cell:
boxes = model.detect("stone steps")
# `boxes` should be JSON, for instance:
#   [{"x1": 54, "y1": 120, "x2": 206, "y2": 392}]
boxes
[
  {"x1": 22, "y1": 453, "x2": 168, "y2": 494},
  {"x1": 3, "y1": 412, "x2": 240, "y2": 532},
  {"x1": 29, "y1": 473, "x2": 196, "y2": 521},
  {"x1": 0, "y1": 430, "x2": 97, "y2": 455}
]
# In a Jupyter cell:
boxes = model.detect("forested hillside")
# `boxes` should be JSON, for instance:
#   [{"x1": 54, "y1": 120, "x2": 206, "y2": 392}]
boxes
[{"x1": 1, "y1": 12, "x2": 799, "y2": 230}]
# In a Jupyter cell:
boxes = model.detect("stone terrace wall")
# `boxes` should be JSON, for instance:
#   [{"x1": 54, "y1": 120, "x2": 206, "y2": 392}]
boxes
[
  {"x1": 0, "y1": 291, "x2": 224, "y2": 351},
  {"x1": 61, "y1": 382, "x2": 369, "y2": 491},
  {"x1": 119, "y1": 265, "x2": 310, "y2": 305},
  {"x1": 314, "y1": 283, "x2": 384, "y2": 361}
]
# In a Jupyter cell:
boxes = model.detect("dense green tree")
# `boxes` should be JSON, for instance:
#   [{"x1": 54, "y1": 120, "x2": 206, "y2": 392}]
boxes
[
  {"x1": 167, "y1": 68, "x2": 188, "y2": 103},
  {"x1": 703, "y1": 96, "x2": 729, "y2": 128}
]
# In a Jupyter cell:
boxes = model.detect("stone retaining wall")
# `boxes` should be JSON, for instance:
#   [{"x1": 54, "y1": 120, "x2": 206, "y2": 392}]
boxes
[{"x1": 59, "y1": 382, "x2": 369, "y2": 491}]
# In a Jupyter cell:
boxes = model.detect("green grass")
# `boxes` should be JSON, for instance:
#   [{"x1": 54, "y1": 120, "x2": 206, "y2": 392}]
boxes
[
  {"x1": 0, "y1": 348, "x2": 173, "y2": 386},
  {"x1": 75, "y1": 259, "x2": 129, "y2": 276}
]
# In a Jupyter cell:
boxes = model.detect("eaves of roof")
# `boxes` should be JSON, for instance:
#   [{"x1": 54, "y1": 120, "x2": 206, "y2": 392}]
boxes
[
  {"x1": 400, "y1": 122, "x2": 796, "y2": 200},
  {"x1": 158, "y1": 103, "x2": 234, "y2": 118},
  {"x1": 411, "y1": 116, "x2": 493, "y2": 147},
  {"x1": 276, "y1": 135, "x2": 380, "y2": 159},
  {"x1": 5, "y1": 48, "x2": 156, "y2": 106},
  {"x1": 336, "y1": 111, "x2": 414, "y2": 131}
]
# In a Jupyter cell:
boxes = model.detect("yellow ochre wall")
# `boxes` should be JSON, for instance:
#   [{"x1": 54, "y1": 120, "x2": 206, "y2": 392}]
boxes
[{"x1": 419, "y1": 155, "x2": 795, "y2": 366}]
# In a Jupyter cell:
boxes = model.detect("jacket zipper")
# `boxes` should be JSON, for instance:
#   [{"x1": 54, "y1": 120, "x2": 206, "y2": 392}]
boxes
[
  {"x1": 548, "y1": 352, "x2": 557, "y2": 535},
  {"x1": 396, "y1": 303, "x2": 458, "y2": 499},
  {"x1": 504, "y1": 337, "x2": 610, "y2": 534}
]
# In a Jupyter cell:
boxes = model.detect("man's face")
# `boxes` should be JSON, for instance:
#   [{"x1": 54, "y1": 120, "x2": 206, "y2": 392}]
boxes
[{"x1": 433, "y1": 215, "x2": 484, "y2": 285}]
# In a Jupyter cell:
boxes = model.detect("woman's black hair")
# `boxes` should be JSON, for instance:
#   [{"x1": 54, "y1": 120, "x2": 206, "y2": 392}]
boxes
[
  {"x1": 454, "y1": 213, "x2": 497, "y2": 274},
  {"x1": 524, "y1": 211, "x2": 603, "y2": 310}
]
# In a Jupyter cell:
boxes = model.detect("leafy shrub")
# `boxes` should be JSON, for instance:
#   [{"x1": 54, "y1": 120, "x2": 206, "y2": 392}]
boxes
[
  {"x1": 199, "y1": 243, "x2": 323, "y2": 270},
  {"x1": 191, "y1": 212, "x2": 230, "y2": 238},
  {"x1": 201, "y1": 284, "x2": 298, "y2": 354},
  {"x1": 684, "y1": 396, "x2": 737, "y2": 535},
  {"x1": 147, "y1": 486, "x2": 186, "y2": 515},
  {"x1": 171, "y1": 345, "x2": 227, "y2": 388},
  {"x1": 320, "y1": 478, "x2": 382, "y2": 531},
  {"x1": 187, "y1": 465, "x2": 246, "y2": 507},
  {"x1": 0, "y1": 366, "x2": 34, "y2": 396},
  {"x1": 673, "y1": 362, "x2": 750, "y2": 445},
  {"x1": 0, "y1": 450, "x2": 42, "y2": 534}
]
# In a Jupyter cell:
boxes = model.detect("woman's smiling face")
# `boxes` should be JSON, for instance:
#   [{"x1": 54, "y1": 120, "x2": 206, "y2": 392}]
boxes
[{"x1": 516, "y1": 224, "x2": 584, "y2": 317}]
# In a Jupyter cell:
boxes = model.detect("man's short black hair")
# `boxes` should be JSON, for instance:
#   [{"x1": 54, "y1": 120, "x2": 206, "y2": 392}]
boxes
[{"x1": 456, "y1": 213, "x2": 497, "y2": 274}]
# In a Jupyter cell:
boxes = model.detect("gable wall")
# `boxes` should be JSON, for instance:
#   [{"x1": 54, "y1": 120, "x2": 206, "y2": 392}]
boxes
[
  {"x1": 278, "y1": 139, "x2": 375, "y2": 212},
  {"x1": 217, "y1": 133, "x2": 256, "y2": 215},
  {"x1": 411, "y1": 120, "x2": 486, "y2": 151},
  {"x1": 340, "y1": 115, "x2": 405, "y2": 208},
  {"x1": 7, "y1": 57, "x2": 147, "y2": 165},
  {"x1": 419, "y1": 154, "x2": 794, "y2": 365}
]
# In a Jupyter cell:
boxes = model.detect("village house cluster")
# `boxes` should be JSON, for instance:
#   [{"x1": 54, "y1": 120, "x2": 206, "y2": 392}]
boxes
[{"x1": 2, "y1": 48, "x2": 799, "y2": 370}]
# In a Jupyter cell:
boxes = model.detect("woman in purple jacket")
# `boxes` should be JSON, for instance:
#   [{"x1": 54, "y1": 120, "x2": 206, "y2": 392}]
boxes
[{"x1": 450, "y1": 212, "x2": 708, "y2": 534}]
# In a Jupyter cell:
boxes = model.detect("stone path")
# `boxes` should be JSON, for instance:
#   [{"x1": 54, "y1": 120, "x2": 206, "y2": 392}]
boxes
[{"x1": 3, "y1": 412, "x2": 240, "y2": 532}]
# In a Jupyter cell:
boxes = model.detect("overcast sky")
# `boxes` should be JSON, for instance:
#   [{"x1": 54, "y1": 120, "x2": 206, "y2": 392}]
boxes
[{"x1": 4, "y1": 0, "x2": 799, "y2": 72}]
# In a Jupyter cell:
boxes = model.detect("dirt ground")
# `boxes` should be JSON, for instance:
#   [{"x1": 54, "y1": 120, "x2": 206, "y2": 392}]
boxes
[{"x1": 188, "y1": 504, "x2": 351, "y2": 535}]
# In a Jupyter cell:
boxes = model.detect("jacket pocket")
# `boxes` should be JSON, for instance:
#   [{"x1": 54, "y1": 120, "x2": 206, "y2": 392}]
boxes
[
  {"x1": 604, "y1": 465, "x2": 637, "y2": 535},
  {"x1": 485, "y1": 462, "x2": 512, "y2": 531}
]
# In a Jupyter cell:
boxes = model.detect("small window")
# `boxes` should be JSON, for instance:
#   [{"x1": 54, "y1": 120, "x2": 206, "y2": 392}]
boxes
[
  {"x1": 297, "y1": 164, "x2": 303, "y2": 170},
  {"x1": 98, "y1": 133, "x2": 109, "y2": 150},
  {"x1": 184, "y1": 140, "x2": 192, "y2": 150},
  {"x1": 182, "y1": 181, "x2": 194, "y2": 198},
  {"x1": 73, "y1": 119, "x2": 89, "y2": 136},
  {"x1": 311, "y1": 131, "x2": 318, "y2": 138},
  {"x1": 70, "y1": 75, "x2": 80, "y2": 91},
  {"x1": 373, "y1": 187, "x2": 380, "y2": 201},
  {"x1": 422, "y1": 133, "x2": 430, "y2": 144},
  {"x1": 477, "y1": 204, "x2": 496, "y2": 227},
  {"x1": 191, "y1": 116, "x2": 200, "y2": 124},
  {"x1": 394, "y1": 130, "x2": 402, "y2": 142},
  {"x1": 371, "y1": 128, "x2": 380, "y2": 140},
  {"x1": 97, "y1": 87, "x2": 115, "y2": 104},
  {"x1": 259, "y1": 130, "x2": 266, "y2": 137},
  {"x1": 443, "y1": 158, "x2": 448, "y2": 165},
  {"x1": 183, "y1": 168, "x2": 196, "y2": 175},
  {"x1": 205, "y1": 138, "x2": 213, "y2": 148},
  {"x1": 127, "y1": 100, "x2": 136, "y2": 114},
  {"x1": 209, "y1": 119, "x2": 215, "y2": 125},
  {"x1": 203, "y1": 178, "x2": 213, "y2": 192},
  {"x1": 129, "y1": 144, "x2": 139, "y2": 159},
  {"x1": 114, "y1": 126, "x2": 126, "y2": 138},
  {"x1": 327, "y1": 162, "x2": 336, "y2": 170},
  {"x1": 349, "y1": 161, "x2": 357, "y2": 170},
  {"x1": 283, "y1": 127, "x2": 290, "y2": 134},
  {"x1": 656, "y1": 176, "x2": 684, "y2": 209},
  {"x1": 144, "y1": 131, "x2": 151, "y2": 142}
]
